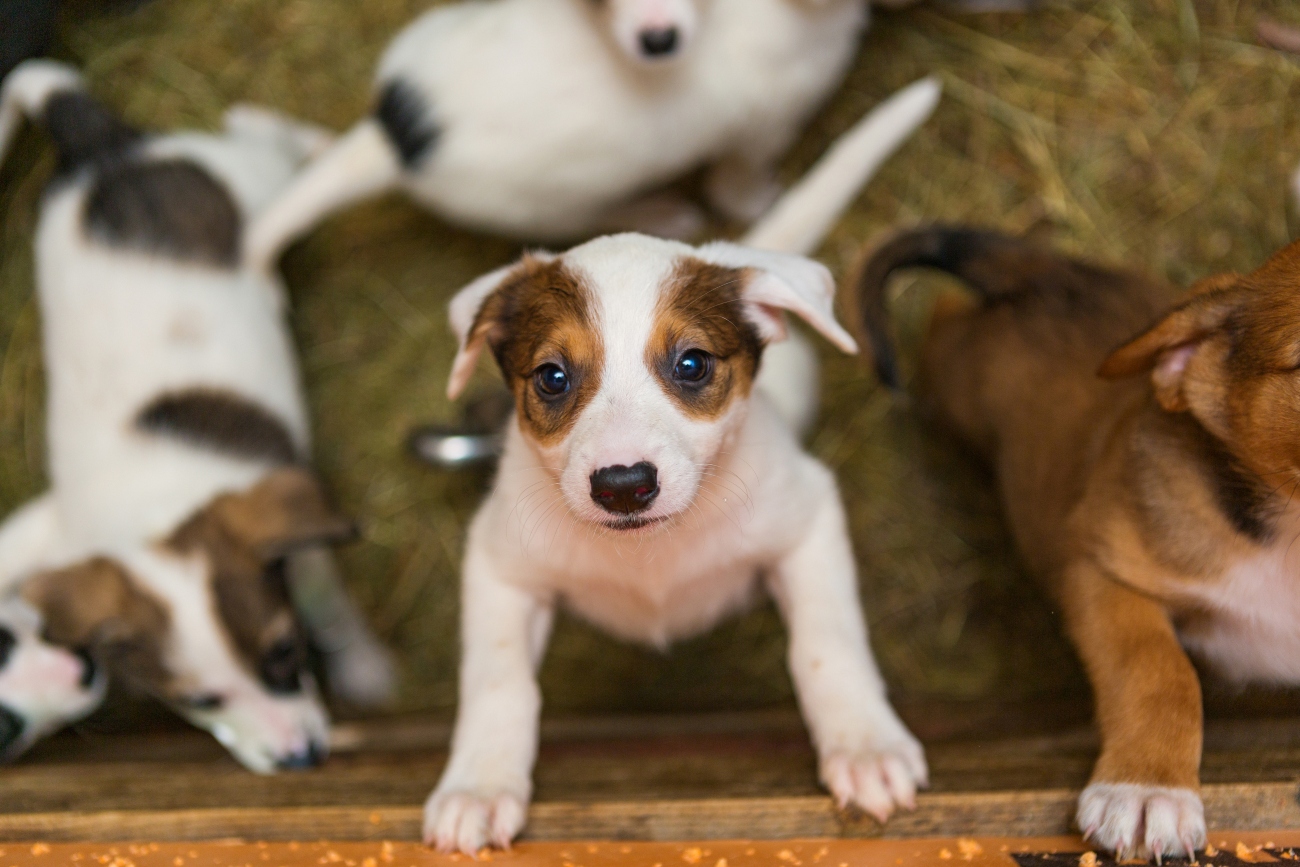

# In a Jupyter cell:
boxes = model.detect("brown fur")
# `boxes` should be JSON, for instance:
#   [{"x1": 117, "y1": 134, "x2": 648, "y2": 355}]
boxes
[
  {"x1": 166, "y1": 467, "x2": 354, "y2": 691},
  {"x1": 854, "y1": 229, "x2": 1300, "y2": 800},
  {"x1": 647, "y1": 257, "x2": 763, "y2": 420},
  {"x1": 22, "y1": 557, "x2": 171, "y2": 695},
  {"x1": 468, "y1": 255, "x2": 604, "y2": 446}
]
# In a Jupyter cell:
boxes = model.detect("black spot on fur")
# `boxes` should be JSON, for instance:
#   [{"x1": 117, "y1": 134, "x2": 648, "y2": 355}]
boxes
[
  {"x1": 83, "y1": 159, "x2": 241, "y2": 266},
  {"x1": 42, "y1": 91, "x2": 141, "y2": 175},
  {"x1": 1202, "y1": 433, "x2": 1280, "y2": 543},
  {"x1": 375, "y1": 79, "x2": 439, "y2": 169},
  {"x1": 136, "y1": 389, "x2": 299, "y2": 465},
  {"x1": 0, "y1": 627, "x2": 13, "y2": 671}
]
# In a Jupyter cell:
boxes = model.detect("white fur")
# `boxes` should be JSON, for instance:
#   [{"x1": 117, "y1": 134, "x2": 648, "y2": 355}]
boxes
[
  {"x1": 245, "y1": 0, "x2": 870, "y2": 267},
  {"x1": 0, "y1": 61, "x2": 393, "y2": 764},
  {"x1": 1078, "y1": 783, "x2": 1206, "y2": 862},
  {"x1": 0, "y1": 596, "x2": 103, "y2": 758},
  {"x1": 424, "y1": 83, "x2": 939, "y2": 853}
]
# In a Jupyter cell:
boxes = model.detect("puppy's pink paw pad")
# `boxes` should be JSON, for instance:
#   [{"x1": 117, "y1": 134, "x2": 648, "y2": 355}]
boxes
[
  {"x1": 422, "y1": 791, "x2": 527, "y2": 856},
  {"x1": 1078, "y1": 783, "x2": 1205, "y2": 862}
]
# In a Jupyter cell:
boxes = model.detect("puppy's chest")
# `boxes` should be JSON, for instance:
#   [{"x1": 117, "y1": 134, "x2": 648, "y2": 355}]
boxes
[
  {"x1": 549, "y1": 547, "x2": 765, "y2": 649},
  {"x1": 1174, "y1": 535, "x2": 1300, "y2": 684}
]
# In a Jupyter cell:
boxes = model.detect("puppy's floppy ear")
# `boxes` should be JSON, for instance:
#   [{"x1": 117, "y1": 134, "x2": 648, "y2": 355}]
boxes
[
  {"x1": 22, "y1": 558, "x2": 167, "y2": 652},
  {"x1": 695, "y1": 242, "x2": 859, "y2": 354},
  {"x1": 447, "y1": 253, "x2": 556, "y2": 400},
  {"x1": 1099, "y1": 274, "x2": 1246, "y2": 412},
  {"x1": 173, "y1": 467, "x2": 356, "y2": 562}
]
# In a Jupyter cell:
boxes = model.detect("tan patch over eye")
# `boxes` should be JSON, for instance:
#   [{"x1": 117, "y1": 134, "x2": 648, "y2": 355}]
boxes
[
  {"x1": 470, "y1": 256, "x2": 604, "y2": 446},
  {"x1": 646, "y1": 257, "x2": 763, "y2": 420}
]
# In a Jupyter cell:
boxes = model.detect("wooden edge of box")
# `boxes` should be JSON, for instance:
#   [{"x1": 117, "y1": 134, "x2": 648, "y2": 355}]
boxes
[{"x1": 0, "y1": 783, "x2": 1292, "y2": 844}]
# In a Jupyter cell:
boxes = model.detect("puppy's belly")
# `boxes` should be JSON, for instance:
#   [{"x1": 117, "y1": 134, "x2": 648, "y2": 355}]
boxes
[
  {"x1": 556, "y1": 563, "x2": 763, "y2": 649},
  {"x1": 1175, "y1": 555, "x2": 1300, "y2": 684}
]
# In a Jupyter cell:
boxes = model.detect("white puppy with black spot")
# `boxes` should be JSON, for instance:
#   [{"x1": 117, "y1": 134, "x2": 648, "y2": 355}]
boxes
[
  {"x1": 244, "y1": 0, "x2": 875, "y2": 266},
  {"x1": 0, "y1": 60, "x2": 394, "y2": 768},
  {"x1": 426, "y1": 77, "x2": 941, "y2": 854}
]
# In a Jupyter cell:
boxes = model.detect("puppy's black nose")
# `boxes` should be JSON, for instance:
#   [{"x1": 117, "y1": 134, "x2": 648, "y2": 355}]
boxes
[
  {"x1": 277, "y1": 740, "x2": 326, "y2": 771},
  {"x1": 639, "y1": 27, "x2": 680, "y2": 57},
  {"x1": 0, "y1": 705, "x2": 25, "y2": 756},
  {"x1": 590, "y1": 463, "x2": 659, "y2": 515}
]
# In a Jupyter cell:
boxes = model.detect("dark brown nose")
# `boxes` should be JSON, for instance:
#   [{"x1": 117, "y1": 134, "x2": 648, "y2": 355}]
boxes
[
  {"x1": 639, "y1": 27, "x2": 679, "y2": 57},
  {"x1": 590, "y1": 463, "x2": 659, "y2": 515}
]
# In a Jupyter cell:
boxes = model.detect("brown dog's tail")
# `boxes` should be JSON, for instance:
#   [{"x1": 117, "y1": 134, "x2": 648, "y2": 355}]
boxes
[{"x1": 855, "y1": 226, "x2": 1034, "y2": 389}]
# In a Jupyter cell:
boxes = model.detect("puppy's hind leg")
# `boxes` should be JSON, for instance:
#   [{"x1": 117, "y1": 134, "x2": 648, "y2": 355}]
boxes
[
  {"x1": 1062, "y1": 560, "x2": 1206, "y2": 862},
  {"x1": 0, "y1": 493, "x2": 63, "y2": 593},
  {"x1": 285, "y1": 548, "x2": 396, "y2": 709},
  {"x1": 424, "y1": 538, "x2": 553, "y2": 855},
  {"x1": 767, "y1": 472, "x2": 927, "y2": 823}
]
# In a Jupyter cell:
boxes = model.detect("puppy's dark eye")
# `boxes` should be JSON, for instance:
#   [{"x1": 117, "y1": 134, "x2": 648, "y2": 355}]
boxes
[
  {"x1": 673, "y1": 349, "x2": 713, "y2": 384},
  {"x1": 259, "y1": 636, "x2": 302, "y2": 695},
  {"x1": 534, "y1": 364, "x2": 570, "y2": 397},
  {"x1": 0, "y1": 628, "x2": 14, "y2": 671}
]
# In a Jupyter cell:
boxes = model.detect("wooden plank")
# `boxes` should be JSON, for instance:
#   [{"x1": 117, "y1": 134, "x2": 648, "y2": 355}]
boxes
[{"x1": 0, "y1": 783, "x2": 1293, "y2": 844}]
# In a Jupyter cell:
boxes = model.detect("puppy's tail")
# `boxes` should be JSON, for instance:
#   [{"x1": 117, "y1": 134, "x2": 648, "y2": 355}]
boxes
[
  {"x1": 852, "y1": 225, "x2": 1030, "y2": 389},
  {"x1": 742, "y1": 76, "x2": 941, "y2": 257},
  {"x1": 243, "y1": 117, "x2": 403, "y2": 271},
  {"x1": 0, "y1": 59, "x2": 134, "y2": 173}
]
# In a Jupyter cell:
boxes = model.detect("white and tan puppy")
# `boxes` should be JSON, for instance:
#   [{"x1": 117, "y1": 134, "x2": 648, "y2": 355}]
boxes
[
  {"x1": 244, "y1": 0, "x2": 873, "y2": 267},
  {"x1": 425, "y1": 77, "x2": 941, "y2": 854},
  {"x1": 0, "y1": 60, "x2": 394, "y2": 769}
]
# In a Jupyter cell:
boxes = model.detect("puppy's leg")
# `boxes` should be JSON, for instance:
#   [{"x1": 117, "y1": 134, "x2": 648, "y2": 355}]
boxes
[
  {"x1": 223, "y1": 104, "x2": 337, "y2": 161},
  {"x1": 767, "y1": 480, "x2": 927, "y2": 823},
  {"x1": 0, "y1": 493, "x2": 61, "y2": 590},
  {"x1": 704, "y1": 152, "x2": 783, "y2": 224},
  {"x1": 424, "y1": 545, "x2": 552, "y2": 855},
  {"x1": 1062, "y1": 561, "x2": 1206, "y2": 861},
  {"x1": 285, "y1": 548, "x2": 396, "y2": 708}
]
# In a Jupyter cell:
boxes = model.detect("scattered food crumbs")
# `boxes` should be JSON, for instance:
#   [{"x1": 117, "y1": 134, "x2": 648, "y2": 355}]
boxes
[
  {"x1": 362, "y1": 859, "x2": 376, "y2": 867},
  {"x1": 777, "y1": 850, "x2": 800, "y2": 865},
  {"x1": 29, "y1": 846, "x2": 49, "y2": 857},
  {"x1": 940, "y1": 850, "x2": 953, "y2": 861},
  {"x1": 746, "y1": 851, "x2": 756, "y2": 858},
  {"x1": 173, "y1": 860, "x2": 183, "y2": 867},
  {"x1": 1079, "y1": 853, "x2": 1097, "y2": 867},
  {"x1": 958, "y1": 839, "x2": 983, "y2": 860},
  {"x1": 814, "y1": 847, "x2": 830, "y2": 863},
  {"x1": 620, "y1": 848, "x2": 632, "y2": 855},
  {"x1": 681, "y1": 848, "x2": 704, "y2": 864},
  {"x1": 715, "y1": 859, "x2": 728, "y2": 867},
  {"x1": 1206, "y1": 847, "x2": 1220, "y2": 858}
]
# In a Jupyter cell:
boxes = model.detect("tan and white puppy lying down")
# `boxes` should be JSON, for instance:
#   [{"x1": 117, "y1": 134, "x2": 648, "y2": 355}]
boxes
[
  {"x1": 425, "y1": 76, "x2": 941, "y2": 854},
  {"x1": 856, "y1": 227, "x2": 1300, "y2": 860},
  {"x1": 0, "y1": 60, "x2": 394, "y2": 768},
  {"x1": 243, "y1": 0, "x2": 875, "y2": 267}
]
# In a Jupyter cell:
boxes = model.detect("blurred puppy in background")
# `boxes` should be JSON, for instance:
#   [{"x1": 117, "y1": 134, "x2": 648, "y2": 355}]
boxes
[
  {"x1": 244, "y1": 0, "x2": 873, "y2": 266},
  {"x1": 0, "y1": 60, "x2": 394, "y2": 769},
  {"x1": 857, "y1": 227, "x2": 1300, "y2": 861},
  {"x1": 425, "y1": 78, "x2": 940, "y2": 855}
]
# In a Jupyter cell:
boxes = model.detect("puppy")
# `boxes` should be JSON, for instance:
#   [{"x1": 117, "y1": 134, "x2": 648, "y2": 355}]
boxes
[
  {"x1": 0, "y1": 595, "x2": 104, "y2": 759},
  {"x1": 854, "y1": 227, "x2": 1300, "y2": 860},
  {"x1": 0, "y1": 60, "x2": 393, "y2": 768},
  {"x1": 424, "y1": 77, "x2": 940, "y2": 855},
  {"x1": 244, "y1": 0, "x2": 872, "y2": 267}
]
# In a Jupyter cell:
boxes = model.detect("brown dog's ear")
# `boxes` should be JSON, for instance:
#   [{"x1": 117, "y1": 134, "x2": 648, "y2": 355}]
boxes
[
  {"x1": 22, "y1": 558, "x2": 168, "y2": 651},
  {"x1": 173, "y1": 468, "x2": 356, "y2": 562},
  {"x1": 1098, "y1": 275, "x2": 1246, "y2": 412}
]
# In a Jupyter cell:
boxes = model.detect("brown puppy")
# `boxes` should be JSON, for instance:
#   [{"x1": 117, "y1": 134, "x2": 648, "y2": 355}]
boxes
[{"x1": 855, "y1": 227, "x2": 1300, "y2": 860}]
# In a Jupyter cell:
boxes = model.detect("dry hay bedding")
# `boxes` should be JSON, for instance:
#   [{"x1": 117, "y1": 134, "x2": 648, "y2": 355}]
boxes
[{"x1": 1, "y1": 0, "x2": 1298, "y2": 727}]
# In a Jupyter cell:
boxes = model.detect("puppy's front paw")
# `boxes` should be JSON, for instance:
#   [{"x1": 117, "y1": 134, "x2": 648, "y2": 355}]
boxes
[
  {"x1": 1078, "y1": 783, "x2": 1206, "y2": 862},
  {"x1": 820, "y1": 734, "x2": 928, "y2": 823},
  {"x1": 423, "y1": 789, "x2": 527, "y2": 855}
]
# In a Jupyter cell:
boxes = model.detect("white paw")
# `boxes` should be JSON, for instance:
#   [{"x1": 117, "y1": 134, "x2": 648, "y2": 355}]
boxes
[
  {"x1": 423, "y1": 789, "x2": 527, "y2": 855},
  {"x1": 820, "y1": 734, "x2": 929, "y2": 823},
  {"x1": 1078, "y1": 783, "x2": 1206, "y2": 862},
  {"x1": 324, "y1": 637, "x2": 397, "y2": 709}
]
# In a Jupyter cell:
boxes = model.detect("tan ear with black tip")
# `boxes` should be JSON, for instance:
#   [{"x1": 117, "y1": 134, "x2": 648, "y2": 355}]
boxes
[
  {"x1": 22, "y1": 557, "x2": 168, "y2": 651},
  {"x1": 1098, "y1": 276, "x2": 1245, "y2": 412},
  {"x1": 177, "y1": 468, "x2": 356, "y2": 562}
]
